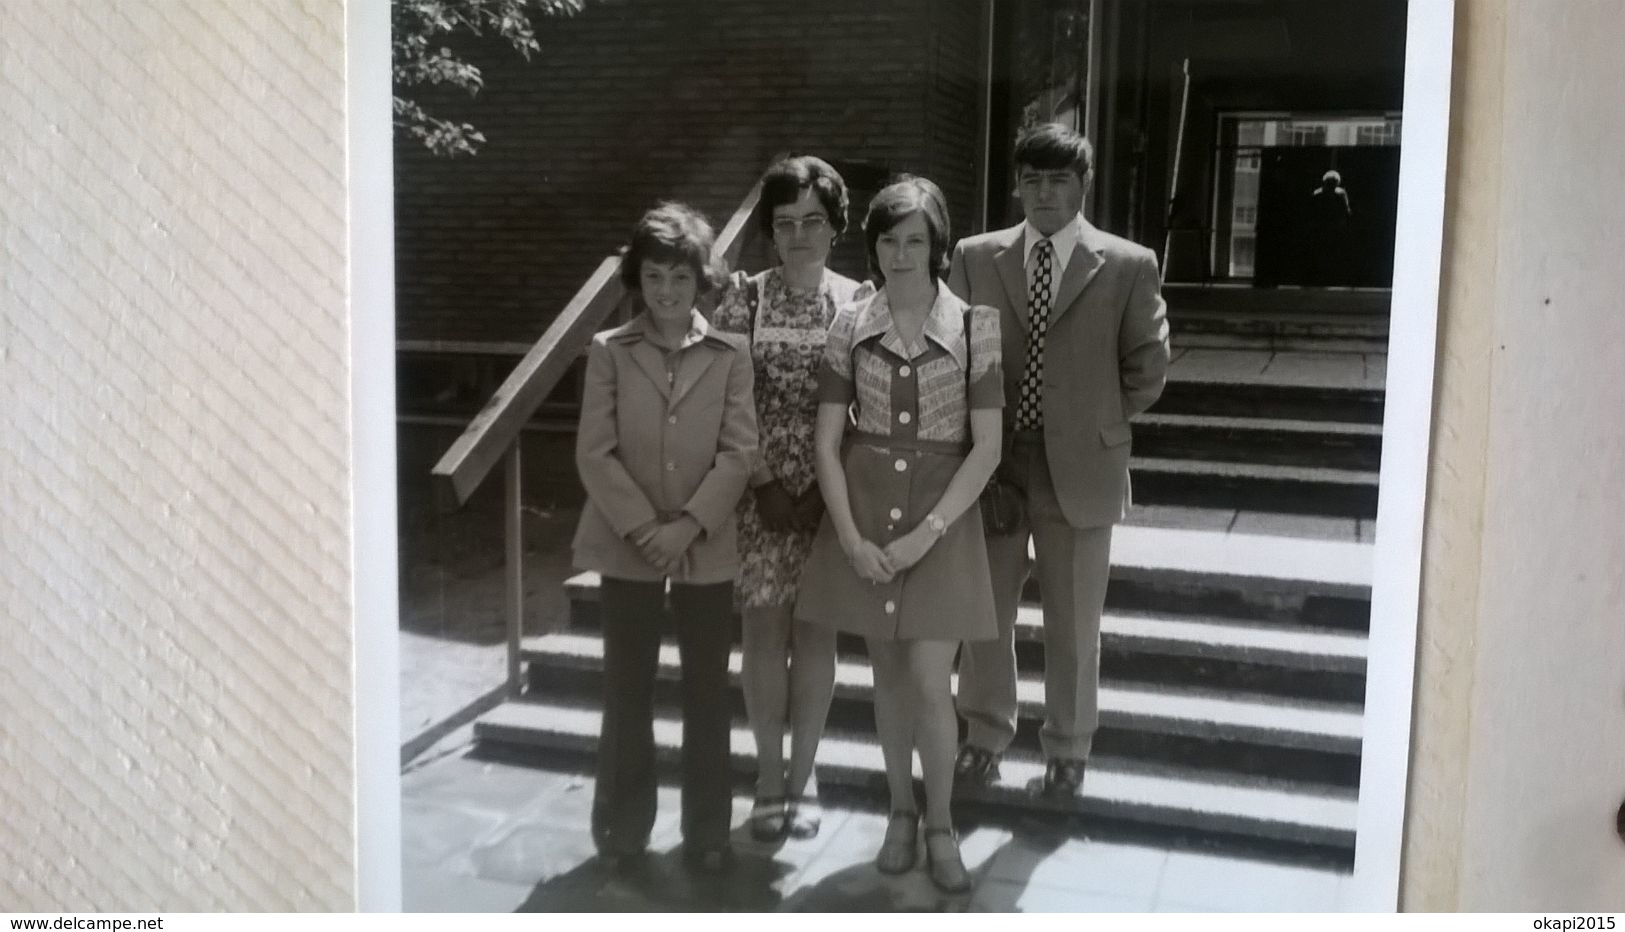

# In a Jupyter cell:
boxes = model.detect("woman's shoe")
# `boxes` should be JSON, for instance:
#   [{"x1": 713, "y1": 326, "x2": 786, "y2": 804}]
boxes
[
  {"x1": 923, "y1": 827, "x2": 972, "y2": 893},
  {"x1": 786, "y1": 793, "x2": 822, "y2": 840},
  {"x1": 874, "y1": 810, "x2": 919, "y2": 874},
  {"x1": 748, "y1": 795, "x2": 789, "y2": 842}
]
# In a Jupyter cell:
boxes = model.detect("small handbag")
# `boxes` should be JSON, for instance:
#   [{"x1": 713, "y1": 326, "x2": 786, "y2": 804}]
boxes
[
  {"x1": 967, "y1": 306, "x2": 1024, "y2": 535},
  {"x1": 979, "y1": 445, "x2": 1025, "y2": 535}
]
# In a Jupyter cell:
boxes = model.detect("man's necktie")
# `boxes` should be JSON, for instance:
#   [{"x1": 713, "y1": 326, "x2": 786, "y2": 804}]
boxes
[{"x1": 1014, "y1": 237, "x2": 1054, "y2": 431}]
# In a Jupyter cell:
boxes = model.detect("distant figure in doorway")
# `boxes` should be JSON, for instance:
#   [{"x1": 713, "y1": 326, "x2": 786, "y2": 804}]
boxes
[
  {"x1": 572, "y1": 202, "x2": 758, "y2": 876},
  {"x1": 947, "y1": 122, "x2": 1170, "y2": 803},
  {"x1": 709, "y1": 155, "x2": 871, "y2": 843},
  {"x1": 1308, "y1": 169, "x2": 1354, "y2": 285}
]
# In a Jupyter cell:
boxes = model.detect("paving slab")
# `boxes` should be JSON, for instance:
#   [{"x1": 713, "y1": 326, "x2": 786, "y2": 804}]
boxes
[
  {"x1": 1230, "y1": 510, "x2": 1360, "y2": 543},
  {"x1": 1168, "y1": 349, "x2": 1274, "y2": 382},
  {"x1": 1152, "y1": 849, "x2": 1343, "y2": 912},
  {"x1": 1123, "y1": 503, "x2": 1238, "y2": 532},
  {"x1": 402, "y1": 798, "x2": 512, "y2": 871},
  {"x1": 402, "y1": 865, "x2": 534, "y2": 913},
  {"x1": 1110, "y1": 524, "x2": 1373, "y2": 589},
  {"x1": 983, "y1": 834, "x2": 1169, "y2": 901},
  {"x1": 1364, "y1": 353, "x2": 1387, "y2": 384},
  {"x1": 1357, "y1": 518, "x2": 1378, "y2": 543},
  {"x1": 1259, "y1": 351, "x2": 1382, "y2": 390},
  {"x1": 973, "y1": 879, "x2": 1156, "y2": 912}
]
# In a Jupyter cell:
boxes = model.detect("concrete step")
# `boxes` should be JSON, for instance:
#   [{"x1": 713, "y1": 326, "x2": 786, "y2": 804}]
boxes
[
  {"x1": 473, "y1": 700, "x2": 1359, "y2": 859},
  {"x1": 1152, "y1": 379, "x2": 1384, "y2": 425},
  {"x1": 553, "y1": 577, "x2": 1366, "y2": 702},
  {"x1": 1166, "y1": 306, "x2": 1388, "y2": 355},
  {"x1": 1130, "y1": 455, "x2": 1379, "y2": 518},
  {"x1": 1161, "y1": 285, "x2": 1390, "y2": 320},
  {"x1": 1132, "y1": 412, "x2": 1382, "y2": 471},
  {"x1": 1170, "y1": 332, "x2": 1389, "y2": 354},
  {"x1": 563, "y1": 521, "x2": 1375, "y2": 634},
  {"x1": 526, "y1": 631, "x2": 1360, "y2": 748}
]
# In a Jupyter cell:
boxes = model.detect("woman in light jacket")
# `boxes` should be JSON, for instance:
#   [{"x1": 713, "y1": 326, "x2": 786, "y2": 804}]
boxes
[{"x1": 572, "y1": 201, "x2": 758, "y2": 875}]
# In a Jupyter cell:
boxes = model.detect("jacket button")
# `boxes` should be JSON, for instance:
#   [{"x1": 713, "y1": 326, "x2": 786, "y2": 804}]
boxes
[
  {"x1": 884, "y1": 600, "x2": 896, "y2": 614},
  {"x1": 894, "y1": 459, "x2": 907, "y2": 472},
  {"x1": 898, "y1": 411, "x2": 912, "y2": 424},
  {"x1": 898, "y1": 365, "x2": 912, "y2": 378},
  {"x1": 666, "y1": 463, "x2": 676, "y2": 471},
  {"x1": 668, "y1": 415, "x2": 677, "y2": 424},
  {"x1": 889, "y1": 507, "x2": 903, "y2": 520}
]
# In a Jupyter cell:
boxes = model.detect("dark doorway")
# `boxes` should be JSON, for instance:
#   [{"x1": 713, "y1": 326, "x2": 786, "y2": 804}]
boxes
[
  {"x1": 984, "y1": 0, "x2": 1095, "y2": 232},
  {"x1": 1210, "y1": 113, "x2": 1401, "y2": 286},
  {"x1": 1253, "y1": 146, "x2": 1401, "y2": 288}
]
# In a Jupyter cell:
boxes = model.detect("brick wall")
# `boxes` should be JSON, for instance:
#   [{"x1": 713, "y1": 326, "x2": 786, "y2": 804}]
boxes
[{"x1": 396, "y1": 0, "x2": 991, "y2": 346}]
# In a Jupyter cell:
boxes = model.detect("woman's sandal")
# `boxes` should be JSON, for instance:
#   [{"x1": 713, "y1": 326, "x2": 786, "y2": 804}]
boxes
[
  {"x1": 749, "y1": 795, "x2": 788, "y2": 842},
  {"x1": 786, "y1": 793, "x2": 823, "y2": 840},
  {"x1": 923, "y1": 826, "x2": 972, "y2": 893},
  {"x1": 874, "y1": 810, "x2": 920, "y2": 874}
]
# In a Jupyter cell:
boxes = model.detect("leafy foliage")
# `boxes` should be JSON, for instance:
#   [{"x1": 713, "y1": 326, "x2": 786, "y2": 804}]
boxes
[{"x1": 393, "y1": 0, "x2": 585, "y2": 157}]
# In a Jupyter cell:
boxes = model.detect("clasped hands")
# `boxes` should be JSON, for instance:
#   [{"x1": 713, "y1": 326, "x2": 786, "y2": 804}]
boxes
[
  {"x1": 630, "y1": 515, "x2": 702, "y2": 576},
  {"x1": 842, "y1": 523, "x2": 937, "y2": 585}
]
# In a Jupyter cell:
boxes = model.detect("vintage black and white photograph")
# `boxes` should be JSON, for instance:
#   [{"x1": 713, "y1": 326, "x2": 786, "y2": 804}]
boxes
[{"x1": 390, "y1": 0, "x2": 1449, "y2": 912}]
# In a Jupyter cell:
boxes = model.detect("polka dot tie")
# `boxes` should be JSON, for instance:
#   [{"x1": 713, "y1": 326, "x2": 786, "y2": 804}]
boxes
[{"x1": 1015, "y1": 238, "x2": 1054, "y2": 430}]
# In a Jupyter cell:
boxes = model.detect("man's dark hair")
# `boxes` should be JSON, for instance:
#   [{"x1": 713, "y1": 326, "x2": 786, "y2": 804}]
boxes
[{"x1": 1013, "y1": 122, "x2": 1094, "y2": 178}]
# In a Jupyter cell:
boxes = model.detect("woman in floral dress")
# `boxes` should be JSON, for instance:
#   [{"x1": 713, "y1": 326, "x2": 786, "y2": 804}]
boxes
[{"x1": 710, "y1": 155, "x2": 869, "y2": 842}]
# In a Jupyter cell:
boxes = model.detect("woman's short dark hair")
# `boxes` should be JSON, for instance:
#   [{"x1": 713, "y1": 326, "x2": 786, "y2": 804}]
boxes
[
  {"x1": 619, "y1": 201, "x2": 727, "y2": 294},
  {"x1": 1013, "y1": 122, "x2": 1095, "y2": 178},
  {"x1": 757, "y1": 155, "x2": 851, "y2": 237},
  {"x1": 863, "y1": 175, "x2": 951, "y2": 284}
]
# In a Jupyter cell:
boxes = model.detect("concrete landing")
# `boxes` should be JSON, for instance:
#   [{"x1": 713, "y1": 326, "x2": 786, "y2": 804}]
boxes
[{"x1": 401, "y1": 745, "x2": 1357, "y2": 912}]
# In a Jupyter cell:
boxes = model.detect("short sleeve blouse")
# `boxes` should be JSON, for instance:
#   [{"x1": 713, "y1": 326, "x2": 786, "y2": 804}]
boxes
[{"x1": 817, "y1": 285, "x2": 1002, "y2": 444}]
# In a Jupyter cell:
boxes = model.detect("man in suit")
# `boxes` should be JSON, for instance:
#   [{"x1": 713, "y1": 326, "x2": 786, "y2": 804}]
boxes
[{"x1": 946, "y1": 122, "x2": 1170, "y2": 798}]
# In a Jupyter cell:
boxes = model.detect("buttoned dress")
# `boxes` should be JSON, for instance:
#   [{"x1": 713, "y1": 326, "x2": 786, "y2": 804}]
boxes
[
  {"x1": 710, "y1": 267, "x2": 870, "y2": 610},
  {"x1": 794, "y1": 285, "x2": 1003, "y2": 642}
]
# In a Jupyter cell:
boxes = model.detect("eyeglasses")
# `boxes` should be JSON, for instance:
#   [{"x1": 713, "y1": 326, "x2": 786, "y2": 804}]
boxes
[{"x1": 771, "y1": 215, "x2": 831, "y2": 236}]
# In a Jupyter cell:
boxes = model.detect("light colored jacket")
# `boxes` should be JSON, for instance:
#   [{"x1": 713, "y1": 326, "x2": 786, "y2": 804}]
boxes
[
  {"x1": 947, "y1": 219, "x2": 1170, "y2": 528},
  {"x1": 571, "y1": 310, "x2": 758, "y2": 583}
]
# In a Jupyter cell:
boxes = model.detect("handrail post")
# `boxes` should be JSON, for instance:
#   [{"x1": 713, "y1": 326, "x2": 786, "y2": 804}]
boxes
[{"x1": 504, "y1": 442, "x2": 524, "y2": 698}]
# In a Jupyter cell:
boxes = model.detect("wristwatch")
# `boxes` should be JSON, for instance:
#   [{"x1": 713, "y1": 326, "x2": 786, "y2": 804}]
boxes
[{"x1": 925, "y1": 513, "x2": 947, "y2": 536}]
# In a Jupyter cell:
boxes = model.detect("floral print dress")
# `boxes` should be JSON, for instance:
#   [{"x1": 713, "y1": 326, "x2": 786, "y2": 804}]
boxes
[{"x1": 710, "y1": 266, "x2": 870, "y2": 610}]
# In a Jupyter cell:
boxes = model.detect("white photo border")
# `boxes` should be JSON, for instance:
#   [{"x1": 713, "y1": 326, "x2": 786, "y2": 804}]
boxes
[
  {"x1": 1349, "y1": 0, "x2": 1454, "y2": 910},
  {"x1": 350, "y1": 0, "x2": 1459, "y2": 912}
]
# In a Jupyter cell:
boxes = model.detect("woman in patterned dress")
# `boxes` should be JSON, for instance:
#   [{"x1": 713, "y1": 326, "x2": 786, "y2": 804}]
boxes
[
  {"x1": 710, "y1": 156, "x2": 869, "y2": 842},
  {"x1": 795, "y1": 177, "x2": 1003, "y2": 892}
]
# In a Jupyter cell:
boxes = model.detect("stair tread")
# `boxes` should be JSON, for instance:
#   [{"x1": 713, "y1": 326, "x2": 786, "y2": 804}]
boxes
[
  {"x1": 538, "y1": 603, "x2": 1367, "y2": 668},
  {"x1": 476, "y1": 701, "x2": 1359, "y2": 838},
  {"x1": 1133, "y1": 411, "x2": 1383, "y2": 437},
  {"x1": 1103, "y1": 523, "x2": 1372, "y2": 588},
  {"x1": 1079, "y1": 609, "x2": 1365, "y2": 667},
  {"x1": 521, "y1": 632, "x2": 1363, "y2": 752},
  {"x1": 563, "y1": 524, "x2": 1372, "y2": 597},
  {"x1": 1132, "y1": 456, "x2": 1379, "y2": 486}
]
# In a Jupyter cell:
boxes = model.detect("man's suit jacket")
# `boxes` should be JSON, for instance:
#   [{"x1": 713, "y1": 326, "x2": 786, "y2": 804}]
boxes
[
  {"x1": 947, "y1": 219, "x2": 1170, "y2": 528},
  {"x1": 572, "y1": 311, "x2": 758, "y2": 584}
]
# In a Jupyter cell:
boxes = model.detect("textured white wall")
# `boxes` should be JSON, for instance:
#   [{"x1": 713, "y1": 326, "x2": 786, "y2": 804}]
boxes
[
  {"x1": 0, "y1": 1, "x2": 354, "y2": 910},
  {"x1": 1406, "y1": 0, "x2": 1625, "y2": 910},
  {"x1": 1453, "y1": 0, "x2": 1625, "y2": 908}
]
